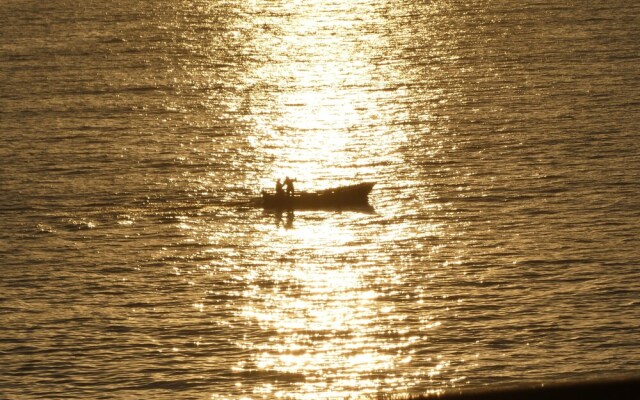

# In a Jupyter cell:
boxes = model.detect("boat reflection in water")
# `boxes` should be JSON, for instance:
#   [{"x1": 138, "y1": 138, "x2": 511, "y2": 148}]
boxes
[
  {"x1": 273, "y1": 209, "x2": 295, "y2": 229},
  {"x1": 262, "y1": 182, "x2": 375, "y2": 211}
]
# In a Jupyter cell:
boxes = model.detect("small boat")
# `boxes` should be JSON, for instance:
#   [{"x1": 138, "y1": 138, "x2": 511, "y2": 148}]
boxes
[{"x1": 262, "y1": 182, "x2": 375, "y2": 210}]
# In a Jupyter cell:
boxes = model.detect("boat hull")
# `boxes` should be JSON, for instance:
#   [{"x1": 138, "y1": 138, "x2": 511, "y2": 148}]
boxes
[{"x1": 262, "y1": 182, "x2": 375, "y2": 210}]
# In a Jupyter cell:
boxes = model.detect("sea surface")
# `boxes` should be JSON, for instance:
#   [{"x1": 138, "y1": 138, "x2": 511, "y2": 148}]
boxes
[{"x1": 1, "y1": 0, "x2": 639, "y2": 399}]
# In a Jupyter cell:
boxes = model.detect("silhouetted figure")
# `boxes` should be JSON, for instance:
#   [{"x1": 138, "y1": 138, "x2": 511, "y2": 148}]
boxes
[
  {"x1": 275, "y1": 179, "x2": 284, "y2": 197},
  {"x1": 283, "y1": 176, "x2": 295, "y2": 196}
]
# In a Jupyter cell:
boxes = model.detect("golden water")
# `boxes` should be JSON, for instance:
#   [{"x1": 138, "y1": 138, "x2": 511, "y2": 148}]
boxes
[{"x1": 1, "y1": 0, "x2": 639, "y2": 398}]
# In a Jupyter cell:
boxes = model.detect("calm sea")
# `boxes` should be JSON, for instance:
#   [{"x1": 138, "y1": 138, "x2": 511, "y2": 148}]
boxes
[{"x1": 1, "y1": 0, "x2": 639, "y2": 398}]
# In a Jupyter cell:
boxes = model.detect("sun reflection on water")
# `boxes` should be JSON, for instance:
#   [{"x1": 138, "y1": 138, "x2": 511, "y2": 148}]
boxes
[
  {"x1": 224, "y1": 204, "x2": 448, "y2": 398},
  {"x1": 240, "y1": 1, "x2": 410, "y2": 192},
  {"x1": 200, "y1": 0, "x2": 450, "y2": 397},
  {"x1": 238, "y1": 261, "x2": 393, "y2": 397}
]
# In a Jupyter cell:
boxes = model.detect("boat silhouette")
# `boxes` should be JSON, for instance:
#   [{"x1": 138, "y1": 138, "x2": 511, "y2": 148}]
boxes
[{"x1": 262, "y1": 182, "x2": 375, "y2": 211}]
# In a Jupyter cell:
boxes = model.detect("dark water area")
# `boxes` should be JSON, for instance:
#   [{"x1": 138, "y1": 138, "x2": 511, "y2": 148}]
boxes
[{"x1": 1, "y1": 0, "x2": 639, "y2": 398}]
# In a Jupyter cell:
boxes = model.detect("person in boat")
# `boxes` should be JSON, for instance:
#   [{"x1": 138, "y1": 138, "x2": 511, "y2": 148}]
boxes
[
  {"x1": 275, "y1": 179, "x2": 284, "y2": 197},
  {"x1": 283, "y1": 176, "x2": 295, "y2": 196}
]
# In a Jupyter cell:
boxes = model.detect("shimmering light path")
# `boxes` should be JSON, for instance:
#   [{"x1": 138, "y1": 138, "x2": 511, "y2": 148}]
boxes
[{"x1": 1, "y1": 0, "x2": 639, "y2": 399}]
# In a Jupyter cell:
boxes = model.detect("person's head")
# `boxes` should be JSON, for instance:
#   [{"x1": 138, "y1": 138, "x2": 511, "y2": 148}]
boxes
[{"x1": 277, "y1": 179, "x2": 281, "y2": 183}]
